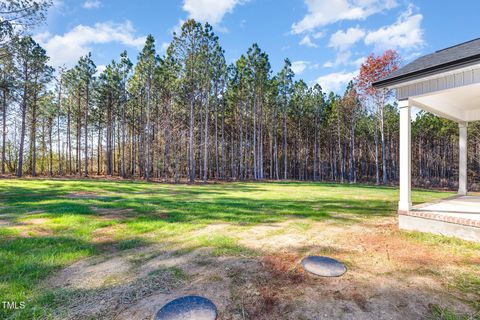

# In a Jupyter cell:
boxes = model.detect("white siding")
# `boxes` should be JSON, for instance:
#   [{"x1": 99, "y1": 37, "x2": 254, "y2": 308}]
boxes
[{"x1": 396, "y1": 67, "x2": 480, "y2": 100}]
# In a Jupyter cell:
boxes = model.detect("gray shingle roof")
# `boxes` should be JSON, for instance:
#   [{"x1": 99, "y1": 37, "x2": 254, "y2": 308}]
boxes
[{"x1": 373, "y1": 38, "x2": 480, "y2": 88}]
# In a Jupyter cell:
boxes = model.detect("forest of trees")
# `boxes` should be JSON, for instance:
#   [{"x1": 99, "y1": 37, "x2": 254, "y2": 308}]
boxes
[{"x1": 1, "y1": 1, "x2": 480, "y2": 188}]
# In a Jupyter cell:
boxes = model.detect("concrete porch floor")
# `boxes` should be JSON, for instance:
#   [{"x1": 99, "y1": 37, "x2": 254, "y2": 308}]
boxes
[{"x1": 399, "y1": 195, "x2": 480, "y2": 242}]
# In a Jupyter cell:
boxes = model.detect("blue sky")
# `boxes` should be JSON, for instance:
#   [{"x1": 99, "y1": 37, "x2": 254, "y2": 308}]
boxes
[{"x1": 34, "y1": 0, "x2": 480, "y2": 93}]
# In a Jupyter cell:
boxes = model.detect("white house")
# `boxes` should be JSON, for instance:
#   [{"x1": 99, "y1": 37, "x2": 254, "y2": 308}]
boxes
[{"x1": 373, "y1": 38, "x2": 480, "y2": 242}]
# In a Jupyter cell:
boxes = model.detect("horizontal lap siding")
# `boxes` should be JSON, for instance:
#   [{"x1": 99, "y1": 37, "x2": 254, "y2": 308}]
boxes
[{"x1": 396, "y1": 68, "x2": 480, "y2": 100}]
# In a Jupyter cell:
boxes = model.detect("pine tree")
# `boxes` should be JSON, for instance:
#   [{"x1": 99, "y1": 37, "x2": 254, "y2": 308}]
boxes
[{"x1": 277, "y1": 58, "x2": 294, "y2": 179}]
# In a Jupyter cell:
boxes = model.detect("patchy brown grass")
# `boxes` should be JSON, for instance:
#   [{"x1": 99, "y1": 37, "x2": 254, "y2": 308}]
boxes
[
  {"x1": 92, "y1": 225, "x2": 125, "y2": 244},
  {"x1": 351, "y1": 225, "x2": 459, "y2": 269},
  {"x1": 17, "y1": 227, "x2": 53, "y2": 237},
  {"x1": 90, "y1": 207, "x2": 134, "y2": 220},
  {"x1": 262, "y1": 251, "x2": 306, "y2": 284},
  {"x1": 65, "y1": 191, "x2": 105, "y2": 199},
  {"x1": 9, "y1": 218, "x2": 54, "y2": 237}
]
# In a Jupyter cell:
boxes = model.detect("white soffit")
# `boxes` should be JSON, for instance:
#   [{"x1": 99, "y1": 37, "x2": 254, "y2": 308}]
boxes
[{"x1": 411, "y1": 83, "x2": 480, "y2": 122}]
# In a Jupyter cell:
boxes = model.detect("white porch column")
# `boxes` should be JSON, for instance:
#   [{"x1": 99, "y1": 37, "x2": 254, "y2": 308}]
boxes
[
  {"x1": 398, "y1": 99, "x2": 412, "y2": 212},
  {"x1": 458, "y1": 122, "x2": 468, "y2": 196}
]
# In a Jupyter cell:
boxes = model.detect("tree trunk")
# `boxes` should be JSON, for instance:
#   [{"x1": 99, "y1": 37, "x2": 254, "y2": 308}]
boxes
[
  {"x1": 107, "y1": 94, "x2": 113, "y2": 176},
  {"x1": 17, "y1": 79, "x2": 28, "y2": 177},
  {"x1": 57, "y1": 79, "x2": 63, "y2": 175},
  {"x1": 189, "y1": 95, "x2": 195, "y2": 183},
  {"x1": 379, "y1": 103, "x2": 387, "y2": 184},
  {"x1": 203, "y1": 84, "x2": 210, "y2": 183},
  {"x1": 239, "y1": 101, "x2": 244, "y2": 180},
  {"x1": 273, "y1": 104, "x2": 279, "y2": 180},
  {"x1": 84, "y1": 80, "x2": 89, "y2": 177},
  {"x1": 145, "y1": 77, "x2": 151, "y2": 180},
  {"x1": 49, "y1": 120, "x2": 53, "y2": 176},
  {"x1": 67, "y1": 100, "x2": 72, "y2": 174},
  {"x1": 76, "y1": 93, "x2": 81, "y2": 175},
  {"x1": 214, "y1": 92, "x2": 219, "y2": 179},
  {"x1": 30, "y1": 89, "x2": 38, "y2": 176},
  {"x1": 374, "y1": 122, "x2": 379, "y2": 185},
  {"x1": 121, "y1": 97, "x2": 126, "y2": 178},
  {"x1": 337, "y1": 111, "x2": 343, "y2": 183},
  {"x1": 253, "y1": 88, "x2": 257, "y2": 180},
  {"x1": 221, "y1": 100, "x2": 225, "y2": 179},
  {"x1": 1, "y1": 89, "x2": 7, "y2": 174},
  {"x1": 283, "y1": 106, "x2": 287, "y2": 180},
  {"x1": 350, "y1": 122, "x2": 356, "y2": 183}
]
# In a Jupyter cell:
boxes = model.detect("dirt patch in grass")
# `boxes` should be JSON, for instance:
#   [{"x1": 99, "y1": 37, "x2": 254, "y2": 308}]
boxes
[
  {"x1": 91, "y1": 207, "x2": 134, "y2": 220},
  {"x1": 6, "y1": 218, "x2": 53, "y2": 237},
  {"x1": 24, "y1": 210, "x2": 46, "y2": 215},
  {"x1": 13, "y1": 226, "x2": 53, "y2": 237},
  {"x1": 154, "y1": 212, "x2": 169, "y2": 219},
  {"x1": 0, "y1": 220, "x2": 11, "y2": 227},
  {"x1": 51, "y1": 266, "x2": 187, "y2": 319},
  {"x1": 21, "y1": 218, "x2": 49, "y2": 225},
  {"x1": 47, "y1": 253, "x2": 133, "y2": 291},
  {"x1": 65, "y1": 191, "x2": 105, "y2": 199},
  {"x1": 44, "y1": 245, "x2": 254, "y2": 319},
  {"x1": 25, "y1": 228, "x2": 51, "y2": 237},
  {"x1": 0, "y1": 211, "x2": 47, "y2": 227},
  {"x1": 92, "y1": 225, "x2": 125, "y2": 244}
]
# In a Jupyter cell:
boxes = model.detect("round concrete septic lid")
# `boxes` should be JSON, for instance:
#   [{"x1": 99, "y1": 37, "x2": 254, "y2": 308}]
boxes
[
  {"x1": 155, "y1": 295, "x2": 217, "y2": 320},
  {"x1": 301, "y1": 256, "x2": 347, "y2": 277}
]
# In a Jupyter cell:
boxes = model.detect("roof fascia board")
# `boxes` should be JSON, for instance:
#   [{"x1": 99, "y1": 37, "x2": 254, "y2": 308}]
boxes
[
  {"x1": 373, "y1": 57, "x2": 480, "y2": 89},
  {"x1": 389, "y1": 63, "x2": 480, "y2": 90}
]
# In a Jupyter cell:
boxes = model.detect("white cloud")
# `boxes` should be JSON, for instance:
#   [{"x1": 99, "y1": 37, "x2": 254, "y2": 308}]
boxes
[
  {"x1": 52, "y1": 0, "x2": 64, "y2": 7},
  {"x1": 328, "y1": 27, "x2": 365, "y2": 50},
  {"x1": 323, "y1": 51, "x2": 352, "y2": 68},
  {"x1": 35, "y1": 21, "x2": 146, "y2": 67},
  {"x1": 324, "y1": 52, "x2": 367, "y2": 68},
  {"x1": 312, "y1": 31, "x2": 325, "y2": 39},
  {"x1": 315, "y1": 71, "x2": 357, "y2": 93},
  {"x1": 324, "y1": 27, "x2": 365, "y2": 68},
  {"x1": 182, "y1": 0, "x2": 246, "y2": 26},
  {"x1": 83, "y1": 0, "x2": 101, "y2": 9},
  {"x1": 364, "y1": 7, "x2": 424, "y2": 50},
  {"x1": 291, "y1": 61, "x2": 309, "y2": 75},
  {"x1": 323, "y1": 61, "x2": 334, "y2": 68},
  {"x1": 352, "y1": 56, "x2": 366, "y2": 67},
  {"x1": 292, "y1": 0, "x2": 397, "y2": 34},
  {"x1": 299, "y1": 35, "x2": 318, "y2": 48}
]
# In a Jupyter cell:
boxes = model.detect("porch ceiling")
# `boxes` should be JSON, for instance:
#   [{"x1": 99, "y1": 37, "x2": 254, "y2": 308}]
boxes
[{"x1": 410, "y1": 82, "x2": 480, "y2": 122}]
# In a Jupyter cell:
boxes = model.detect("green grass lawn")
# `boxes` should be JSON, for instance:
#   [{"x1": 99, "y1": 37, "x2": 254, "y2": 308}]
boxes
[{"x1": 0, "y1": 179, "x2": 478, "y2": 319}]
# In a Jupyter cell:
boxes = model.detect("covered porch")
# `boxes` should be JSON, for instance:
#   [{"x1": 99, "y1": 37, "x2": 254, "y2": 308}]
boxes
[{"x1": 374, "y1": 38, "x2": 480, "y2": 242}]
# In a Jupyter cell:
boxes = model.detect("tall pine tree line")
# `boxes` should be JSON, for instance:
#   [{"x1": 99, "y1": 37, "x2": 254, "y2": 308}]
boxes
[{"x1": 1, "y1": 19, "x2": 479, "y2": 187}]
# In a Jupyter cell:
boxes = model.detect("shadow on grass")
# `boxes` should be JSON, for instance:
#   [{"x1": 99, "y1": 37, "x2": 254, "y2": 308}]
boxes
[
  {"x1": 0, "y1": 233, "x2": 156, "y2": 320},
  {"x1": 0, "y1": 189, "x2": 397, "y2": 226}
]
